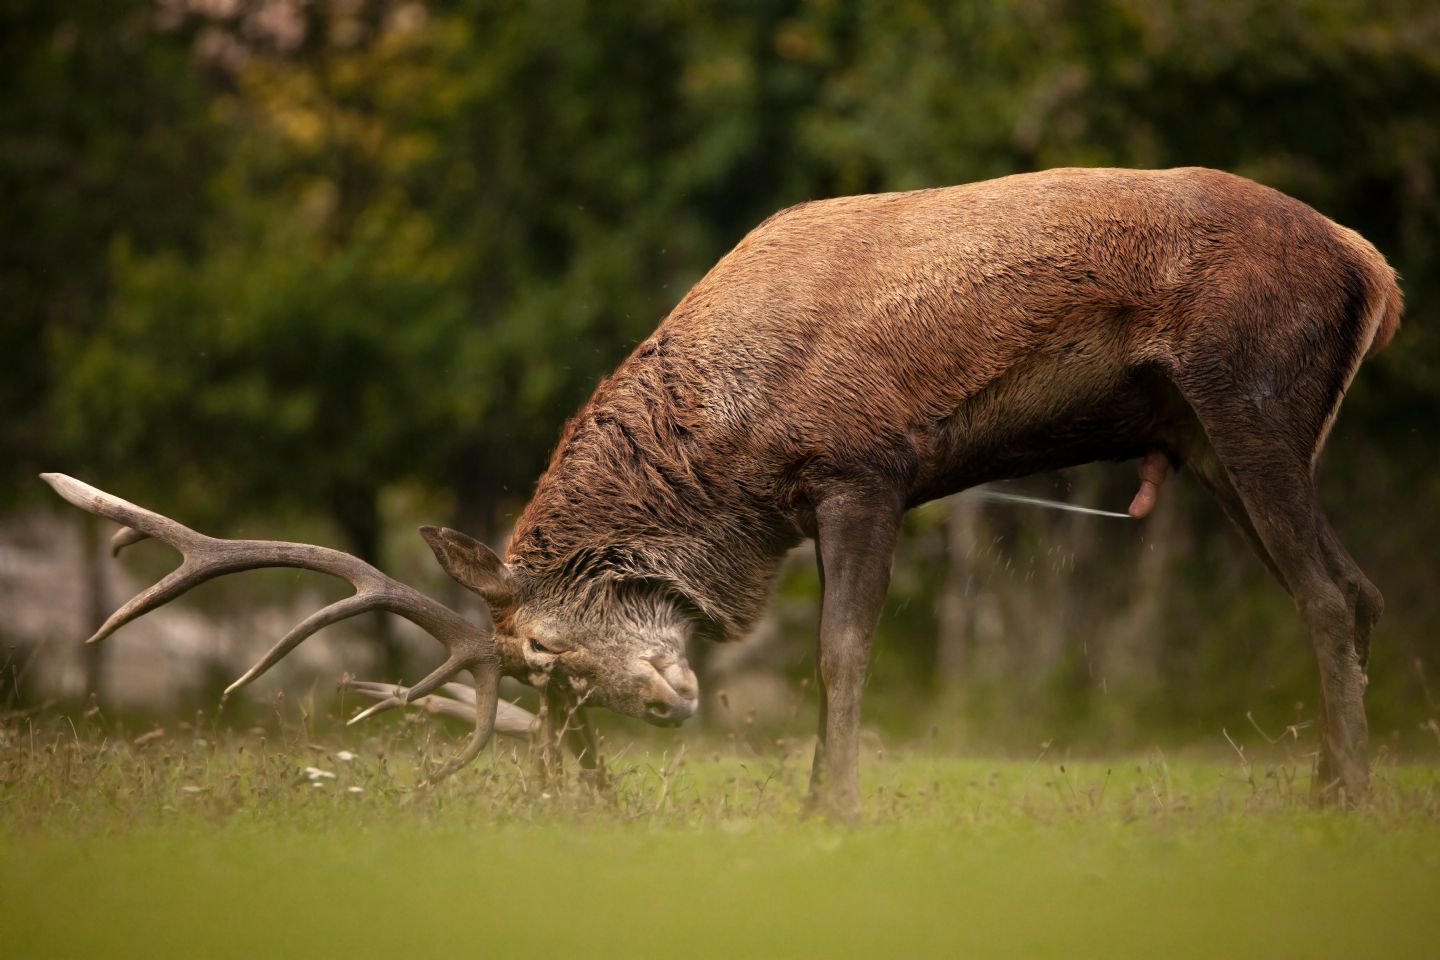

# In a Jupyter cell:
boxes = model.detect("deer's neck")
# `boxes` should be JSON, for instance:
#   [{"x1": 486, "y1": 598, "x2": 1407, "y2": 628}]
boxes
[{"x1": 504, "y1": 360, "x2": 798, "y2": 641}]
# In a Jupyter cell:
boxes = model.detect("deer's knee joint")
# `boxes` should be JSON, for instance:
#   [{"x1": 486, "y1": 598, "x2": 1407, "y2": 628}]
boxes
[
  {"x1": 1298, "y1": 587, "x2": 1347, "y2": 627},
  {"x1": 1356, "y1": 577, "x2": 1383, "y2": 627}
]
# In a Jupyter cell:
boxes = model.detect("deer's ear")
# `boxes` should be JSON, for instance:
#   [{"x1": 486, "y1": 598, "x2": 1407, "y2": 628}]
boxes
[{"x1": 418, "y1": 525, "x2": 514, "y2": 606}]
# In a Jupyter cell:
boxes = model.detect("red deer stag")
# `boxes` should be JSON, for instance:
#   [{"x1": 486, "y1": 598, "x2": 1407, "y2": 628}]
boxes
[{"x1": 47, "y1": 167, "x2": 1400, "y2": 818}]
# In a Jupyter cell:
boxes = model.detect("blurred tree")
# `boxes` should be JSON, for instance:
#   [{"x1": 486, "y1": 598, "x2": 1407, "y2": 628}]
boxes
[
  {"x1": 0, "y1": 0, "x2": 219, "y2": 695},
  {"x1": 0, "y1": 0, "x2": 215, "y2": 506}
]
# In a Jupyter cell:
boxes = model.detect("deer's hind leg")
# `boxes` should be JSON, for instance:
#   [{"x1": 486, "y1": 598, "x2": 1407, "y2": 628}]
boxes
[{"x1": 1174, "y1": 366, "x2": 1380, "y2": 806}]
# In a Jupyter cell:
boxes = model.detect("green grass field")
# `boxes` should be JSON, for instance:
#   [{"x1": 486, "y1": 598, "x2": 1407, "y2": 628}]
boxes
[{"x1": 4, "y1": 714, "x2": 1439, "y2": 959}]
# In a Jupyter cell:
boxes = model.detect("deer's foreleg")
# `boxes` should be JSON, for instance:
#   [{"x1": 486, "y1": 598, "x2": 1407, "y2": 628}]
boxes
[
  {"x1": 533, "y1": 683, "x2": 568, "y2": 787},
  {"x1": 563, "y1": 702, "x2": 608, "y2": 792},
  {"x1": 806, "y1": 489, "x2": 903, "y2": 823},
  {"x1": 534, "y1": 684, "x2": 608, "y2": 793}
]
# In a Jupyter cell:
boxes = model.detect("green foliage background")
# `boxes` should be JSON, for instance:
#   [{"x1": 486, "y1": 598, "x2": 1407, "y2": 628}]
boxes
[{"x1": 3, "y1": 0, "x2": 1437, "y2": 746}]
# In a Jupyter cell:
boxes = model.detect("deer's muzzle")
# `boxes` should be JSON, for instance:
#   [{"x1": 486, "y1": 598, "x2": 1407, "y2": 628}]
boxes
[{"x1": 643, "y1": 655, "x2": 699, "y2": 725}]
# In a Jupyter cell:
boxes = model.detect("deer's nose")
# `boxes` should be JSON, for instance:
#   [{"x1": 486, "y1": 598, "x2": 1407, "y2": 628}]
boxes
[{"x1": 644, "y1": 656, "x2": 699, "y2": 724}]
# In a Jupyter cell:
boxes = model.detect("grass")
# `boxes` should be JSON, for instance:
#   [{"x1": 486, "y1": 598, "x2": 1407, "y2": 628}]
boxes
[{"x1": 3, "y1": 709, "x2": 1439, "y2": 959}]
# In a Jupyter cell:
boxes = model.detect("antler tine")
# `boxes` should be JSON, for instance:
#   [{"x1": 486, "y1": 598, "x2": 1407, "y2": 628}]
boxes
[
  {"x1": 344, "y1": 679, "x2": 536, "y2": 734},
  {"x1": 87, "y1": 561, "x2": 225, "y2": 645},
  {"x1": 225, "y1": 594, "x2": 376, "y2": 696},
  {"x1": 423, "y1": 660, "x2": 503, "y2": 786},
  {"x1": 110, "y1": 525, "x2": 151, "y2": 557},
  {"x1": 41, "y1": 472, "x2": 507, "y2": 777},
  {"x1": 42, "y1": 472, "x2": 206, "y2": 550},
  {"x1": 439, "y1": 681, "x2": 479, "y2": 704}
]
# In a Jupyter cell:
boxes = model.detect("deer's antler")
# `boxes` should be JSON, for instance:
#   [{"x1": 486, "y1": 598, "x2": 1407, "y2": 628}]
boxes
[
  {"x1": 345, "y1": 679, "x2": 538, "y2": 734},
  {"x1": 41, "y1": 473, "x2": 503, "y2": 782}
]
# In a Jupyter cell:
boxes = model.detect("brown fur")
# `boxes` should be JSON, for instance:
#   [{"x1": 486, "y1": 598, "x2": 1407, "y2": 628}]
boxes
[{"x1": 491, "y1": 167, "x2": 1399, "y2": 815}]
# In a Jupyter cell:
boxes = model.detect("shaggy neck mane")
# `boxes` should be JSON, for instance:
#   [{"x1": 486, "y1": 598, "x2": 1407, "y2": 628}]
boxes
[{"x1": 504, "y1": 337, "x2": 796, "y2": 642}]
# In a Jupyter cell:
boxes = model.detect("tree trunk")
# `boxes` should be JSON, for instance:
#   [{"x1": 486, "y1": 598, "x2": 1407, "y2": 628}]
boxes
[
  {"x1": 1037, "y1": 469, "x2": 1105, "y2": 693},
  {"x1": 332, "y1": 484, "x2": 403, "y2": 682},
  {"x1": 79, "y1": 513, "x2": 108, "y2": 700},
  {"x1": 448, "y1": 446, "x2": 508, "y2": 628},
  {"x1": 936, "y1": 494, "x2": 981, "y2": 695},
  {"x1": 1102, "y1": 484, "x2": 1181, "y2": 702}
]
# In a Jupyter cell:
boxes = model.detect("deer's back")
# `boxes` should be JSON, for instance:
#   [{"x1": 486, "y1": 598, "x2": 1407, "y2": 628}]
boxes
[{"x1": 623, "y1": 166, "x2": 1395, "y2": 503}]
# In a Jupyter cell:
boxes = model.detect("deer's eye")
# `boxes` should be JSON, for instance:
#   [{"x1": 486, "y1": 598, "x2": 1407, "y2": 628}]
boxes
[{"x1": 528, "y1": 637, "x2": 559, "y2": 656}]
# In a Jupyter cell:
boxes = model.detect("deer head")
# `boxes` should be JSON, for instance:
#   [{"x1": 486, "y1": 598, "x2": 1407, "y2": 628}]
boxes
[{"x1": 421, "y1": 526, "x2": 699, "y2": 725}]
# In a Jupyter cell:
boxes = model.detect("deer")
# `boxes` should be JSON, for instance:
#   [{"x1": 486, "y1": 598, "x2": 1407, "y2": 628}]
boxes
[{"x1": 45, "y1": 166, "x2": 1401, "y2": 819}]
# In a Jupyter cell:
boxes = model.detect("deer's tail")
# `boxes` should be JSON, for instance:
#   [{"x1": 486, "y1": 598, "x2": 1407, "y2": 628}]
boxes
[{"x1": 1363, "y1": 270, "x2": 1403, "y2": 359}]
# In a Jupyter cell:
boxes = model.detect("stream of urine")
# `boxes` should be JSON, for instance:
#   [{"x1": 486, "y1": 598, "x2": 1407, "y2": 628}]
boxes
[{"x1": 969, "y1": 488, "x2": 1134, "y2": 520}]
